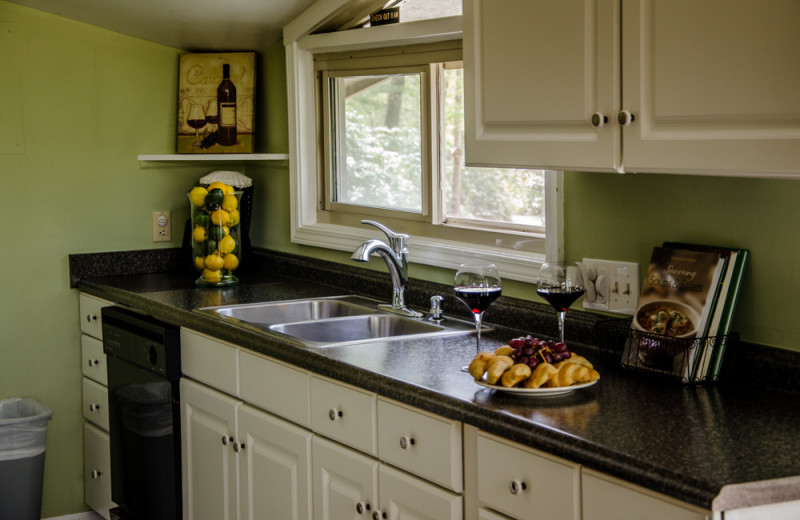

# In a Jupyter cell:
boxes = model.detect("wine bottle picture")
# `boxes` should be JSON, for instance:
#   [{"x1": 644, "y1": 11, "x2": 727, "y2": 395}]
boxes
[{"x1": 217, "y1": 63, "x2": 237, "y2": 146}]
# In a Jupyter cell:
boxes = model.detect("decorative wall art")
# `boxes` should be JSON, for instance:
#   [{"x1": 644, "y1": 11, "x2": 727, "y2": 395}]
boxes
[{"x1": 177, "y1": 52, "x2": 256, "y2": 153}]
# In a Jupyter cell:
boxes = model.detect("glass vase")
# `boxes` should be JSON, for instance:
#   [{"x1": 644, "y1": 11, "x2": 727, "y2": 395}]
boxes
[{"x1": 188, "y1": 189, "x2": 242, "y2": 287}]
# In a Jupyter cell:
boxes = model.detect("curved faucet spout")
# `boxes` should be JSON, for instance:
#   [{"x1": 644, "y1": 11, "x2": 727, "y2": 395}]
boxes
[{"x1": 351, "y1": 222, "x2": 422, "y2": 317}]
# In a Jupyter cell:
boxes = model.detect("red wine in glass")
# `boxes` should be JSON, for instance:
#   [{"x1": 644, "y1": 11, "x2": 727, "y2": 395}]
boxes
[
  {"x1": 537, "y1": 262, "x2": 585, "y2": 345},
  {"x1": 455, "y1": 264, "x2": 502, "y2": 371},
  {"x1": 454, "y1": 286, "x2": 502, "y2": 314}
]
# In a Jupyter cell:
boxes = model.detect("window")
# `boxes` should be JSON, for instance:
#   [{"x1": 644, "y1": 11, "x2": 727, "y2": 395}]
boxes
[{"x1": 286, "y1": 16, "x2": 562, "y2": 283}]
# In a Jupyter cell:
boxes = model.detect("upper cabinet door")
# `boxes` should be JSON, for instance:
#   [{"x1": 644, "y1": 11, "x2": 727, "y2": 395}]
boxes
[
  {"x1": 621, "y1": 0, "x2": 800, "y2": 177},
  {"x1": 464, "y1": 0, "x2": 620, "y2": 172}
]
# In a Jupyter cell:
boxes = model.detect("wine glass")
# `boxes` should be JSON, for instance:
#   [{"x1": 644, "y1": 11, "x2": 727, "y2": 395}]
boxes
[
  {"x1": 536, "y1": 262, "x2": 585, "y2": 345},
  {"x1": 455, "y1": 264, "x2": 502, "y2": 369},
  {"x1": 187, "y1": 104, "x2": 207, "y2": 146}
]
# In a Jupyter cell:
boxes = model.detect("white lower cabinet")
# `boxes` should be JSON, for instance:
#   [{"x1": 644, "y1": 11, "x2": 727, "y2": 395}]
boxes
[
  {"x1": 180, "y1": 377, "x2": 313, "y2": 520},
  {"x1": 582, "y1": 469, "x2": 711, "y2": 520},
  {"x1": 312, "y1": 436, "x2": 462, "y2": 520},
  {"x1": 83, "y1": 423, "x2": 114, "y2": 519}
]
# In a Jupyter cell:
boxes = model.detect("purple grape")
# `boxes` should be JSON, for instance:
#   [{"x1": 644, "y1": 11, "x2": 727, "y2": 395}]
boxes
[{"x1": 528, "y1": 357, "x2": 541, "y2": 369}]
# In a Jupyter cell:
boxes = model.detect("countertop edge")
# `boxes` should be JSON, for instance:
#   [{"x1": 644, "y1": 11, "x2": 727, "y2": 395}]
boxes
[{"x1": 713, "y1": 476, "x2": 800, "y2": 511}]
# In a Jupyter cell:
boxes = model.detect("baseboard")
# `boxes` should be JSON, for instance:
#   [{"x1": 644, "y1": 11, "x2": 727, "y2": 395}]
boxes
[{"x1": 44, "y1": 512, "x2": 103, "y2": 520}]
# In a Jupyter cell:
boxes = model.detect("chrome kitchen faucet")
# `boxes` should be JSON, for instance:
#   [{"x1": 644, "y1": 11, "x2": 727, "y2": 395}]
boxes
[{"x1": 351, "y1": 220, "x2": 423, "y2": 318}]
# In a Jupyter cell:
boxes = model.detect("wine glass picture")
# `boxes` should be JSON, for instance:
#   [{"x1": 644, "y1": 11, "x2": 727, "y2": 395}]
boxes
[
  {"x1": 187, "y1": 104, "x2": 207, "y2": 146},
  {"x1": 537, "y1": 262, "x2": 585, "y2": 345},
  {"x1": 455, "y1": 264, "x2": 502, "y2": 368}
]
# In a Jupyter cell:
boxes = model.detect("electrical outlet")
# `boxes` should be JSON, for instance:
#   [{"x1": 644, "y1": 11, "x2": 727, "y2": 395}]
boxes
[
  {"x1": 152, "y1": 210, "x2": 172, "y2": 242},
  {"x1": 579, "y1": 258, "x2": 640, "y2": 315}
]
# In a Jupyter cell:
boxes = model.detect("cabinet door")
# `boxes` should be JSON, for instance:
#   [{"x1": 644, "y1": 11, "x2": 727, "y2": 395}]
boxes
[
  {"x1": 84, "y1": 423, "x2": 115, "y2": 520},
  {"x1": 621, "y1": 0, "x2": 800, "y2": 176},
  {"x1": 378, "y1": 464, "x2": 462, "y2": 520},
  {"x1": 181, "y1": 379, "x2": 239, "y2": 520},
  {"x1": 311, "y1": 376, "x2": 377, "y2": 456},
  {"x1": 82, "y1": 378, "x2": 110, "y2": 431},
  {"x1": 79, "y1": 293, "x2": 111, "y2": 339},
  {"x1": 312, "y1": 436, "x2": 378, "y2": 520},
  {"x1": 464, "y1": 0, "x2": 619, "y2": 171},
  {"x1": 583, "y1": 470, "x2": 711, "y2": 520},
  {"x1": 238, "y1": 404, "x2": 313, "y2": 520},
  {"x1": 475, "y1": 431, "x2": 580, "y2": 520},
  {"x1": 377, "y1": 397, "x2": 462, "y2": 492},
  {"x1": 81, "y1": 335, "x2": 108, "y2": 386}
]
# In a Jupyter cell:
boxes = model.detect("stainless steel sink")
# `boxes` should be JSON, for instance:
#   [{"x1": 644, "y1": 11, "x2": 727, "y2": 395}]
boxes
[
  {"x1": 269, "y1": 314, "x2": 445, "y2": 347},
  {"x1": 199, "y1": 297, "x2": 378, "y2": 325},
  {"x1": 195, "y1": 295, "x2": 480, "y2": 348}
]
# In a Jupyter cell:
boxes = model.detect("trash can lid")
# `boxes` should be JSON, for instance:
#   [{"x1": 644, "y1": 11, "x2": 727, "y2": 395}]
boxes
[{"x1": 0, "y1": 398, "x2": 52, "y2": 425}]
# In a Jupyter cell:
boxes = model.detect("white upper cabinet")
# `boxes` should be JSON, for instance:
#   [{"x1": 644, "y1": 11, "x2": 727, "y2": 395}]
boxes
[
  {"x1": 464, "y1": 0, "x2": 620, "y2": 172},
  {"x1": 464, "y1": 0, "x2": 800, "y2": 177}
]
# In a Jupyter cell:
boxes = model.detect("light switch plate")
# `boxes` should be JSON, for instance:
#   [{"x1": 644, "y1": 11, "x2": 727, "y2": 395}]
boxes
[
  {"x1": 581, "y1": 258, "x2": 640, "y2": 315},
  {"x1": 152, "y1": 210, "x2": 171, "y2": 242}
]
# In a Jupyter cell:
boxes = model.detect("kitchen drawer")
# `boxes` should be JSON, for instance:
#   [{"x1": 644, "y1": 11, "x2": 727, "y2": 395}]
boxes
[
  {"x1": 81, "y1": 334, "x2": 107, "y2": 385},
  {"x1": 239, "y1": 350, "x2": 311, "y2": 428},
  {"x1": 84, "y1": 423, "x2": 115, "y2": 520},
  {"x1": 377, "y1": 397, "x2": 462, "y2": 492},
  {"x1": 476, "y1": 431, "x2": 580, "y2": 520},
  {"x1": 82, "y1": 378, "x2": 109, "y2": 431},
  {"x1": 80, "y1": 293, "x2": 112, "y2": 340},
  {"x1": 180, "y1": 328, "x2": 239, "y2": 396},
  {"x1": 582, "y1": 469, "x2": 710, "y2": 520},
  {"x1": 311, "y1": 376, "x2": 377, "y2": 456}
]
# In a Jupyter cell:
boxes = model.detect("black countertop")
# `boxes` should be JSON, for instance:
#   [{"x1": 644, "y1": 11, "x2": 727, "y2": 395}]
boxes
[{"x1": 71, "y1": 249, "x2": 800, "y2": 512}]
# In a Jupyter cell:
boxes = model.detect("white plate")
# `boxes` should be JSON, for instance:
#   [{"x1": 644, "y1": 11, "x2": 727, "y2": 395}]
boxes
[{"x1": 474, "y1": 378, "x2": 598, "y2": 397}]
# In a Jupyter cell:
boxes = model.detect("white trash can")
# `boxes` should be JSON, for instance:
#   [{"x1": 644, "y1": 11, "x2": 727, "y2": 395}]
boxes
[{"x1": 0, "y1": 397, "x2": 53, "y2": 520}]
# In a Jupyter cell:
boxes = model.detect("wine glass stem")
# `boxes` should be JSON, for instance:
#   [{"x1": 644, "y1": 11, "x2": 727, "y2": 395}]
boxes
[
  {"x1": 474, "y1": 312, "x2": 483, "y2": 354},
  {"x1": 558, "y1": 310, "x2": 566, "y2": 344}
]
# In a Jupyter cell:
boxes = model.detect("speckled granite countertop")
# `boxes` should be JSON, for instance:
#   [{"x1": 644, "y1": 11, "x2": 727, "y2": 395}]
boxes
[{"x1": 70, "y1": 249, "x2": 800, "y2": 512}]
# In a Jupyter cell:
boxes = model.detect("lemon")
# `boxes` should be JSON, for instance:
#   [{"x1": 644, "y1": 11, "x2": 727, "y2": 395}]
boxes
[
  {"x1": 218, "y1": 235, "x2": 236, "y2": 255},
  {"x1": 211, "y1": 208, "x2": 230, "y2": 226},
  {"x1": 205, "y1": 253, "x2": 224, "y2": 271},
  {"x1": 222, "y1": 194, "x2": 238, "y2": 212},
  {"x1": 202, "y1": 268, "x2": 222, "y2": 283},
  {"x1": 189, "y1": 186, "x2": 208, "y2": 207},
  {"x1": 194, "y1": 256, "x2": 205, "y2": 270},
  {"x1": 206, "y1": 181, "x2": 227, "y2": 192},
  {"x1": 223, "y1": 253, "x2": 239, "y2": 271},
  {"x1": 227, "y1": 209, "x2": 240, "y2": 227},
  {"x1": 192, "y1": 226, "x2": 207, "y2": 243}
]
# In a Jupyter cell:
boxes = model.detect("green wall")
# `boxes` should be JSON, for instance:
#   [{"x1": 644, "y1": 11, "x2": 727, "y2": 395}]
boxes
[{"x1": 2, "y1": 1, "x2": 797, "y2": 517}]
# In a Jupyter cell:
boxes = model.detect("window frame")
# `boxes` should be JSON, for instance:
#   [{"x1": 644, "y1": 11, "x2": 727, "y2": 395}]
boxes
[{"x1": 285, "y1": 15, "x2": 562, "y2": 283}]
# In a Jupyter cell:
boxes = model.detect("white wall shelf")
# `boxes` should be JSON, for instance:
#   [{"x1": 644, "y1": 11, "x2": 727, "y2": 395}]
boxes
[{"x1": 137, "y1": 153, "x2": 288, "y2": 162}]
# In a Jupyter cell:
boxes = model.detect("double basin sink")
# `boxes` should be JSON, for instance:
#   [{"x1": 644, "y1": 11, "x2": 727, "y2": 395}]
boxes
[{"x1": 195, "y1": 295, "x2": 479, "y2": 348}]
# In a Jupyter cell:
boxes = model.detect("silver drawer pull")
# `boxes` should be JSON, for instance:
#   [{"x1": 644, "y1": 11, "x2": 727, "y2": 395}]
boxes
[
  {"x1": 91, "y1": 469, "x2": 102, "y2": 479},
  {"x1": 221, "y1": 436, "x2": 229, "y2": 446},
  {"x1": 399, "y1": 435, "x2": 415, "y2": 449},
  {"x1": 86, "y1": 314, "x2": 97, "y2": 323},
  {"x1": 509, "y1": 479, "x2": 527, "y2": 495},
  {"x1": 328, "y1": 408, "x2": 343, "y2": 421},
  {"x1": 356, "y1": 501, "x2": 371, "y2": 514},
  {"x1": 88, "y1": 359, "x2": 100, "y2": 367},
  {"x1": 89, "y1": 403, "x2": 101, "y2": 412}
]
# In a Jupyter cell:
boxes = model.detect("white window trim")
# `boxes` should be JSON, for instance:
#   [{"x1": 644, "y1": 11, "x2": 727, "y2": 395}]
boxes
[{"x1": 284, "y1": 13, "x2": 562, "y2": 284}]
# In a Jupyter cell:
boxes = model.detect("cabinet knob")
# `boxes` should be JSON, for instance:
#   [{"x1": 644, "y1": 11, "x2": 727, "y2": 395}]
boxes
[
  {"x1": 86, "y1": 314, "x2": 97, "y2": 323},
  {"x1": 356, "y1": 501, "x2": 371, "y2": 514},
  {"x1": 328, "y1": 408, "x2": 343, "y2": 421},
  {"x1": 221, "y1": 436, "x2": 229, "y2": 446},
  {"x1": 91, "y1": 469, "x2": 102, "y2": 479},
  {"x1": 88, "y1": 359, "x2": 100, "y2": 367},
  {"x1": 618, "y1": 110, "x2": 635, "y2": 126},
  {"x1": 233, "y1": 441, "x2": 240, "y2": 452},
  {"x1": 399, "y1": 435, "x2": 415, "y2": 449},
  {"x1": 89, "y1": 403, "x2": 100, "y2": 412},
  {"x1": 509, "y1": 479, "x2": 527, "y2": 495},
  {"x1": 372, "y1": 511, "x2": 387, "y2": 520},
  {"x1": 591, "y1": 112, "x2": 608, "y2": 127}
]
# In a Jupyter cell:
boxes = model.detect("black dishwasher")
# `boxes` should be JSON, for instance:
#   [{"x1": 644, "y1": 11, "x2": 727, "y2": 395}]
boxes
[{"x1": 102, "y1": 306, "x2": 181, "y2": 520}]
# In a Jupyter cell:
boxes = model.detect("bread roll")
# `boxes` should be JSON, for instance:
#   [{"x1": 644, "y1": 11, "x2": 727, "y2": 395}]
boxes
[
  {"x1": 486, "y1": 356, "x2": 514, "y2": 384},
  {"x1": 500, "y1": 363, "x2": 532, "y2": 388},
  {"x1": 468, "y1": 352, "x2": 496, "y2": 380},
  {"x1": 523, "y1": 362, "x2": 558, "y2": 388}
]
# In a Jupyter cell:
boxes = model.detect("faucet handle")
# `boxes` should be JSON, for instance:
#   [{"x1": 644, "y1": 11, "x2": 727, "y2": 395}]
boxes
[{"x1": 361, "y1": 220, "x2": 408, "y2": 253}]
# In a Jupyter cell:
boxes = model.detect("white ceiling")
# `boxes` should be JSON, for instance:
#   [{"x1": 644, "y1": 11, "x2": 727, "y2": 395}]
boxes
[{"x1": 7, "y1": 0, "x2": 320, "y2": 50}]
